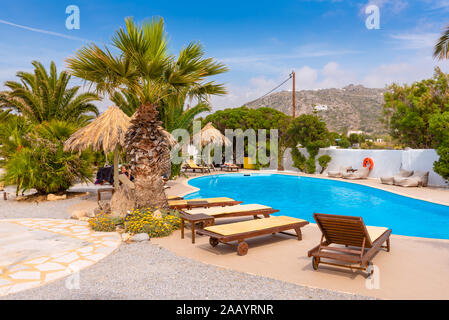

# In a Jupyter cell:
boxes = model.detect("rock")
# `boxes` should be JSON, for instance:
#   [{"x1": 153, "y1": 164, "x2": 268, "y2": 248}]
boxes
[
  {"x1": 122, "y1": 233, "x2": 132, "y2": 242},
  {"x1": 86, "y1": 210, "x2": 96, "y2": 218},
  {"x1": 131, "y1": 233, "x2": 150, "y2": 242},
  {"x1": 71, "y1": 210, "x2": 88, "y2": 220},
  {"x1": 116, "y1": 226, "x2": 125, "y2": 233},
  {"x1": 0, "y1": 183, "x2": 4, "y2": 191},
  {"x1": 47, "y1": 194, "x2": 67, "y2": 201},
  {"x1": 15, "y1": 195, "x2": 26, "y2": 201},
  {"x1": 79, "y1": 217, "x2": 90, "y2": 222},
  {"x1": 97, "y1": 200, "x2": 111, "y2": 214}
]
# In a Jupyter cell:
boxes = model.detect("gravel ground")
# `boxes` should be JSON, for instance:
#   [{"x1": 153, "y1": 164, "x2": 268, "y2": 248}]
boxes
[
  {"x1": 0, "y1": 187, "x2": 373, "y2": 300},
  {"x1": 2, "y1": 242, "x2": 373, "y2": 300},
  {"x1": 0, "y1": 193, "x2": 91, "y2": 219}
]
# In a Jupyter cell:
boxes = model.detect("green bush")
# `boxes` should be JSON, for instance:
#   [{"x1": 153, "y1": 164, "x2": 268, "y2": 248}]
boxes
[
  {"x1": 434, "y1": 143, "x2": 449, "y2": 182},
  {"x1": 305, "y1": 157, "x2": 317, "y2": 174},
  {"x1": 0, "y1": 120, "x2": 94, "y2": 195},
  {"x1": 318, "y1": 155, "x2": 332, "y2": 174},
  {"x1": 337, "y1": 137, "x2": 351, "y2": 149},
  {"x1": 291, "y1": 147, "x2": 306, "y2": 172}
]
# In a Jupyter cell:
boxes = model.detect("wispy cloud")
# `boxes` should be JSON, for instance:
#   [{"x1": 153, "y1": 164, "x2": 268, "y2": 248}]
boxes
[
  {"x1": 390, "y1": 32, "x2": 440, "y2": 49},
  {"x1": 219, "y1": 47, "x2": 361, "y2": 64},
  {"x1": 0, "y1": 19, "x2": 92, "y2": 42}
]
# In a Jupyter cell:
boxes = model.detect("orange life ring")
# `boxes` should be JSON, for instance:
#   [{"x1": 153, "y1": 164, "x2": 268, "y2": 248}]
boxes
[{"x1": 363, "y1": 158, "x2": 374, "y2": 171}]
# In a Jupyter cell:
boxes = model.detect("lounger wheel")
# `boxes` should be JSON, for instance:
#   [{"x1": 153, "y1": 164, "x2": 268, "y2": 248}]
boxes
[
  {"x1": 209, "y1": 237, "x2": 219, "y2": 247},
  {"x1": 312, "y1": 257, "x2": 319, "y2": 270},
  {"x1": 237, "y1": 241, "x2": 248, "y2": 256}
]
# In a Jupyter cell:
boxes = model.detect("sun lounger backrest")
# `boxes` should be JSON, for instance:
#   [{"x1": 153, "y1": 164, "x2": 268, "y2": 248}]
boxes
[{"x1": 314, "y1": 213, "x2": 373, "y2": 248}]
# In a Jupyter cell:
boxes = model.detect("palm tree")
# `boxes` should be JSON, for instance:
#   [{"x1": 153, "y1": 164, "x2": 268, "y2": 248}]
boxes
[
  {"x1": 112, "y1": 89, "x2": 213, "y2": 132},
  {"x1": 434, "y1": 24, "x2": 449, "y2": 60},
  {"x1": 66, "y1": 17, "x2": 228, "y2": 212},
  {"x1": 0, "y1": 61, "x2": 100, "y2": 125},
  {"x1": 110, "y1": 91, "x2": 141, "y2": 117}
]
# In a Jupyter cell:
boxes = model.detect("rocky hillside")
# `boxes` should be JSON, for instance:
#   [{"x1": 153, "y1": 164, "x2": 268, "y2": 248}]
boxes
[{"x1": 245, "y1": 84, "x2": 387, "y2": 134}]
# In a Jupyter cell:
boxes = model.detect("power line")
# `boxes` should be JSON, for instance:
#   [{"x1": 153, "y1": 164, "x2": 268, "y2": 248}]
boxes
[{"x1": 253, "y1": 74, "x2": 293, "y2": 102}]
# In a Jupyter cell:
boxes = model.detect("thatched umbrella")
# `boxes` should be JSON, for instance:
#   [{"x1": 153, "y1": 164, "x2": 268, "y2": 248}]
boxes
[
  {"x1": 64, "y1": 106, "x2": 131, "y2": 189},
  {"x1": 193, "y1": 123, "x2": 231, "y2": 147},
  {"x1": 192, "y1": 122, "x2": 231, "y2": 164}
]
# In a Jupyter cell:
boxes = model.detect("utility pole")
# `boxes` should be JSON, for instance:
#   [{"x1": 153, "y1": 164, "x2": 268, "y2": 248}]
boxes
[{"x1": 292, "y1": 71, "x2": 296, "y2": 118}]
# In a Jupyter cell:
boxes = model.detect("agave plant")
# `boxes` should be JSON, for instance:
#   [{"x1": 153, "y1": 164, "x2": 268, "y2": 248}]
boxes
[
  {"x1": 0, "y1": 61, "x2": 100, "y2": 125},
  {"x1": 66, "y1": 17, "x2": 228, "y2": 212}
]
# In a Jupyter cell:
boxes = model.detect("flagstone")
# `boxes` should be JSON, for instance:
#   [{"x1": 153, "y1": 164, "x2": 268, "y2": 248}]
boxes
[
  {"x1": 9, "y1": 271, "x2": 41, "y2": 280},
  {"x1": 35, "y1": 262, "x2": 65, "y2": 272},
  {"x1": 0, "y1": 219, "x2": 121, "y2": 296}
]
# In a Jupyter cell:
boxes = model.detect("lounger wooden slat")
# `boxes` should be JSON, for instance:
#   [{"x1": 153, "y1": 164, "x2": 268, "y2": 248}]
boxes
[
  {"x1": 197, "y1": 216, "x2": 309, "y2": 255},
  {"x1": 308, "y1": 213, "x2": 392, "y2": 276},
  {"x1": 183, "y1": 204, "x2": 279, "y2": 219},
  {"x1": 169, "y1": 197, "x2": 243, "y2": 210},
  {"x1": 183, "y1": 161, "x2": 211, "y2": 173}
]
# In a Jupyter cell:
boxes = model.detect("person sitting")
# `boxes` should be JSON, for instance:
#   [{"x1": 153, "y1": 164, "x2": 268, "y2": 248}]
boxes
[{"x1": 119, "y1": 165, "x2": 134, "y2": 182}]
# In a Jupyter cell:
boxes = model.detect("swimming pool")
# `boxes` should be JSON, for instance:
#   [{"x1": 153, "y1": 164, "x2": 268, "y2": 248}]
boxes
[{"x1": 185, "y1": 173, "x2": 449, "y2": 239}]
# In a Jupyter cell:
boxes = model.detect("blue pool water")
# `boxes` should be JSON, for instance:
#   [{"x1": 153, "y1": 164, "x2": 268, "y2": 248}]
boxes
[{"x1": 185, "y1": 173, "x2": 449, "y2": 239}]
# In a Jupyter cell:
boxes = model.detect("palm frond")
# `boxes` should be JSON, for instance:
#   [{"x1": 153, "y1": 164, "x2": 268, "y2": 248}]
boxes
[{"x1": 434, "y1": 25, "x2": 449, "y2": 60}]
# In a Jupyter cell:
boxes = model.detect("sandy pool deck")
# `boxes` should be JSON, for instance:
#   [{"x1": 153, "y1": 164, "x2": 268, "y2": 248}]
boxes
[{"x1": 160, "y1": 171, "x2": 449, "y2": 300}]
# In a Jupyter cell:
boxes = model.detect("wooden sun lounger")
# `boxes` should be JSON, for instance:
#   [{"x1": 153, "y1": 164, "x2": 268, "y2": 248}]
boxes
[
  {"x1": 183, "y1": 204, "x2": 279, "y2": 219},
  {"x1": 197, "y1": 216, "x2": 309, "y2": 255},
  {"x1": 307, "y1": 213, "x2": 392, "y2": 276},
  {"x1": 169, "y1": 197, "x2": 243, "y2": 210},
  {"x1": 220, "y1": 165, "x2": 240, "y2": 172},
  {"x1": 183, "y1": 161, "x2": 210, "y2": 173},
  {"x1": 167, "y1": 195, "x2": 184, "y2": 201}
]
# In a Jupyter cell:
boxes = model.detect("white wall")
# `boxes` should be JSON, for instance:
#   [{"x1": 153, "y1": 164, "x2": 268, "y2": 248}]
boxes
[{"x1": 282, "y1": 148, "x2": 448, "y2": 187}]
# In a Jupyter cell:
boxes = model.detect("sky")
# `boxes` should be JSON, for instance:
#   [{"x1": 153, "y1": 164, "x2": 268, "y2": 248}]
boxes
[{"x1": 1, "y1": 0, "x2": 449, "y2": 113}]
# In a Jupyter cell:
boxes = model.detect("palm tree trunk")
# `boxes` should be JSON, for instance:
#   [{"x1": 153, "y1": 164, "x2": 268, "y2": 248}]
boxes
[
  {"x1": 113, "y1": 147, "x2": 120, "y2": 189},
  {"x1": 110, "y1": 103, "x2": 169, "y2": 216}
]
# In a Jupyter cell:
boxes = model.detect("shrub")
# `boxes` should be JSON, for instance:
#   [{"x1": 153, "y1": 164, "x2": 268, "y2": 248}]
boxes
[
  {"x1": 291, "y1": 147, "x2": 306, "y2": 171},
  {"x1": 318, "y1": 155, "x2": 332, "y2": 174},
  {"x1": 305, "y1": 157, "x2": 317, "y2": 174},
  {"x1": 434, "y1": 143, "x2": 449, "y2": 182},
  {"x1": 125, "y1": 208, "x2": 181, "y2": 238},
  {"x1": 0, "y1": 120, "x2": 94, "y2": 195},
  {"x1": 88, "y1": 214, "x2": 116, "y2": 232}
]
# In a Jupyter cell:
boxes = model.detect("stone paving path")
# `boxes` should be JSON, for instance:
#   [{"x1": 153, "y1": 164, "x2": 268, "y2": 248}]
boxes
[{"x1": 0, "y1": 219, "x2": 121, "y2": 296}]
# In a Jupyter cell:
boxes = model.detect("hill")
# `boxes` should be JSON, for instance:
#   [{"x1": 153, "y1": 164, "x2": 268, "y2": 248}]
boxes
[{"x1": 244, "y1": 84, "x2": 387, "y2": 135}]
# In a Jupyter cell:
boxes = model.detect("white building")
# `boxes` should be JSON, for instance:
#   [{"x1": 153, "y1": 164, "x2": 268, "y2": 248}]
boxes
[{"x1": 313, "y1": 104, "x2": 328, "y2": 111}]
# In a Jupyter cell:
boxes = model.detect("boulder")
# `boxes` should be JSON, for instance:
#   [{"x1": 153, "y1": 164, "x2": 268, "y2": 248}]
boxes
[
  {"x1": 78, "y1": 217, "x2": 90, "y2": 222},
  {"x1": 131, "y1": 233, "x2": 150, "y2": 242},
  {"x1": 116, "y1": 226, "x2": 125, "y2": 233},
  {"x1": 47, "y1": 194, "x2": 67, "y2": 201},
  {"x1": 71, "y1": 210, "x2": 88, "y2": 220},
  {"x1": 122, "y1": 233, "x2": 132, "y2": 242}
]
